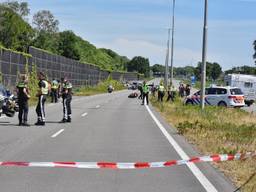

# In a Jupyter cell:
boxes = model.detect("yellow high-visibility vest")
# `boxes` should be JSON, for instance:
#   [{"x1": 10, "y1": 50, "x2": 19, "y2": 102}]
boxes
[
  {"x1": 159, "y1": 85, "x2": 165, "y2": 92},
  {"x1": 41, "y1": 80, "x2": 49, "y2": 95}
]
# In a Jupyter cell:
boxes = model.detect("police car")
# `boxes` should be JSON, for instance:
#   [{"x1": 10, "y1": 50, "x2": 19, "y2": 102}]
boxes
[{"x1": 184, "y1": 86, "x2": 245, "y2": 107}]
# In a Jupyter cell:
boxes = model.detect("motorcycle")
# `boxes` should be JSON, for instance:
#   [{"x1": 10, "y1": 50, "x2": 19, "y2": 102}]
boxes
[
  {"x1": 0, "y1": 90, "x2": 19, "y2": 117},
  {"x1": 107, "y1": 85, "x2": 114, "y2": 93}
]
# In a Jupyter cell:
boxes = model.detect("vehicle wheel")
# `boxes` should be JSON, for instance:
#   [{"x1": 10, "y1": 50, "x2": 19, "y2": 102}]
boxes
[
  {"x1": 247, "y1": 100, "x2": 254, "y2": 107},
  {"x1": 186, "y1": 100, "x2": 193, "y2": 105},
  {"x1": 218, "y1": 101, "x2": 227, "y2": 107}
]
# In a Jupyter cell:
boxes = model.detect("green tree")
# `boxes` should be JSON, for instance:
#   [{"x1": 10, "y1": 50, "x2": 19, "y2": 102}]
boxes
[
  {"x1": 174, "y1": 66, "x2": 195, "y2": 77},
  {"x1": 2, "y1": 1, "x2": 30, "y2": 18},
  {"x1": 57, "y1": 30, "x2": 80, "y2": 60},
  {"x1": 194, "y1": 62, "x2": 222, "y2": 81},
  {"x1": 210, "y1": 62, "x2": 222, "y2": 81},
  {"x1": 32, "y1": 31, "x2": 59, "y2": 54},
  {"x1": 99, "y1": 48, "x2": 129, "y2": 71},
  {"x1": 225, "y1": 65, "x2": 256, "y2": 75},
  {"x1": 127, "y1": 56, "x2": 150, "y2": 77},
  {"x1": 33, "y1": 10, "x2": 59, "y2": 33},
  {"x1": 0, "y1": 5, "x2": 34, "y2": 51},
  {"x1": 151, "y1": 64, "x2": 165, "y2": 73},
  {"x1": 32, "y1": 10, "x2": 59, "y2": 53}
]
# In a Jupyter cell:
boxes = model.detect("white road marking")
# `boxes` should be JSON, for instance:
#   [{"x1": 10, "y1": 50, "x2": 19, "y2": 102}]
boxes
[
  {"x1": 145, "y1": 105, "x2": 218, "y2": 192},
  {"x1": 81, "y1": 112, "x2": 88, "y2": 117},
  {"x1": 95, "y1": 105, "x2": 100, "y2": 108},
  {"x1": 51, "y1": 129, "x2": 65, "y2": 138}
]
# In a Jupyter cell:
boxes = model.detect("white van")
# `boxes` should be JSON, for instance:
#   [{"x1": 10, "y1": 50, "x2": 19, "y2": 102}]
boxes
[{"x1": 224, "y1": 74, "x2": 256, "y2": 106}]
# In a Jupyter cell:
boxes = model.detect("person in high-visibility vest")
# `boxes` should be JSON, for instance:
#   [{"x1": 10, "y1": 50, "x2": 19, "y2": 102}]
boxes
[
  {"x1": 16, "y1": 74, "x2": 30, "y2": 126},
  {"x1": 142, "y1": 81, "x2": 149, "y2": 105},
  {"x1": 60, "y1": 77, "x2": 73, "y2": 123},
  {"x1": 51, "y1": 78, "x2": 59, "y2": 103},
  {"x1": 35, "y1": 72, "x2": 49, "y2": 126},
  {"x1": 167, "y1": 84, "x2": 176, "y2": 102},
  {"x1": 158, "y1": 82, "x2": 165, "y2": 102}
]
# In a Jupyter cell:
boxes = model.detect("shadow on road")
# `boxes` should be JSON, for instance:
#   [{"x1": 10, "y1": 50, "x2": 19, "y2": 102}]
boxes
[
  {"x1": 0, "y1": 123, "x2": 19, "y2": 127},
  {"x1": 45, "y1": 121, "x2": 62, "y2": 124}
]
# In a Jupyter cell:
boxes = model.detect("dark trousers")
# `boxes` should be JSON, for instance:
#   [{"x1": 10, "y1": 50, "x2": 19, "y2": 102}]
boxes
[
  {"x1": 18, "y1": 100, "x2": 28, "y2": 123},
  {"x1": 36, "y1": 95, "x2": 46, "y2": 122},
  {"x1": 152, "y1": 90, "x2": 156, "y2": 97},
  {"x1": 63, "y1": 95, "x2": 72, "y2": 120},
  {"x1": 158, "y1": 91, "x2": 165, "y2": 102},
  {"x1": 167, "y1": 91, "x2": 175, "y2": 102},
  {"x1": 138, "y1": 90, "x2": 143, "y2": 100},
  {"x1": 166, "y1": 92, "x2": 171, "y2": 102},
  {"x1": 142, "y1": 93, "x2": 149, "y2": 105},
  {"x1": 51, "y1": 89, "x2": 58, "y2": 103}
]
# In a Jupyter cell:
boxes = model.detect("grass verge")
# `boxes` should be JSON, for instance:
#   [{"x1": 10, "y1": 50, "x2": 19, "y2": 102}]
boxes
[
  {"x1": 150, "y1": 96, "x2": 255, "y2": 192},
  {"x1": 74, "y1": 79, "x2": 125, "y2": 96}
]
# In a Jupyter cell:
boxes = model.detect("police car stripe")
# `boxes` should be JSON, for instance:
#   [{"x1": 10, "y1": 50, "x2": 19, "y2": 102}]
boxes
[
  {"x1": 196, "y1": 98, "x2": 201, "y2": 104},
  {"x1": 205, "y1": 99, "x2": 211, "y2": 105}
]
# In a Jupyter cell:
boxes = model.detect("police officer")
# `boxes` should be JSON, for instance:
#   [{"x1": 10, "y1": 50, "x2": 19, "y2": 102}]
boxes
[
  {"x1": 138, "y1": 83, "x2": 143, "y2": 100},
  {"x1": 35, "y1": 72, "x2": 49, "y2": 126},
  {"x1": 60, "y1": 78, "x2": 72, "y2": 123},
  {"x1": 158, "y1": 82, "x2": 165, "y2": 102},
  {"x1": 16, "y1": 74, "x2": 30, "y2": 126},
  {"x1": 51, "y1": 78, "x2": 59, "y2": 103},
  {"x1": 142, "y1": 81, "x2": 149, "y2": 105},
  {"x1": 167, "y1": 84, "x2": 176, "y2": 102}
]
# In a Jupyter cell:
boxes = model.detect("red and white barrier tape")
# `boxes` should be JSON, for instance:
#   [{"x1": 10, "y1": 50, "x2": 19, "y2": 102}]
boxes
[{"x1": 0, "y1": 152, "x2": 255, "y2": 169}]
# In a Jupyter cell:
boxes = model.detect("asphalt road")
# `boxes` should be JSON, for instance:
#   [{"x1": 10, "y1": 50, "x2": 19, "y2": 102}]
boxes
[{"x1": 0, "y1": 90, "x2": 236, "y2": 192}]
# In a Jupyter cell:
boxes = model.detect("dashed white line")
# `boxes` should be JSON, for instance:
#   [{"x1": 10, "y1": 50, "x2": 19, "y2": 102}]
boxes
[
  {"x1": 51, "y1": 129, "x2": 65, "y2": 138},
  {"x1": 95, "y1": 105, "x2": 100, "y2": 108},
  {"x1": 81, "y1": 112, "x2": 88, "y2": 117},
  {"x1": 145, "y1": 105, "x2": 218, "y2": 192}
]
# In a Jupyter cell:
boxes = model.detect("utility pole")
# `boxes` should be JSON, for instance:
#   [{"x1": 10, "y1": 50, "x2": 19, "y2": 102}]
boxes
[
  {"x1": 164, "y1": 28, "x2": 171, "y2": 87},
  {"x1": 170, "y1": 0, "x2": 175, "y2": 86},
  {"x1": 201, "y1": 0, "x2": 208, "y2": 110}
]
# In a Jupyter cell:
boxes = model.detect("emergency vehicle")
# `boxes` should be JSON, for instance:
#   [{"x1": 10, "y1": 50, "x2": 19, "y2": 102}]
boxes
[
  {"x1": 224, "y1": 74, "x2": 256, "y2": 106},
  {"x1": 184, "y1": 86, "x2": 245, "y2": 107}
]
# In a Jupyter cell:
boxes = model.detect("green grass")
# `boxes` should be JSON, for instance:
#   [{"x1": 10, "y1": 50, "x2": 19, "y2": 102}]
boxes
[
  {"x1": 74, "y1": 79, "x2": 125, "y2": 96},
  {"x1": 150, "y1": 96, "x2": 256, "y2": 192}
]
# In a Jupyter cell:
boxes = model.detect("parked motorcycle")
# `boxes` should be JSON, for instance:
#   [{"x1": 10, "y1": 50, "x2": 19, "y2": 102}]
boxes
[{"x1": 0, "y1": 89, "x2": 19, "y2": 117}]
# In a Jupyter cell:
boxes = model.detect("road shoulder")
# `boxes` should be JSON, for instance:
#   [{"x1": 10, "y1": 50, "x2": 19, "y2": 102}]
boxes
[{"x1": 147, "y1": 103, "x2": 237, "y2": 192}]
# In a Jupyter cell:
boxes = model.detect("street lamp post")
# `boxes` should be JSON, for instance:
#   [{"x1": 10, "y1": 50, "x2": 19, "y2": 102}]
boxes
[
  {"x1": 164, "y1": 28, "x2": 171, "y2": 87},
  {"x1": 164, "y1": 0, "x2": 175, "y2": 87},
  {"x1": 200, "y1": 0, "x2": 208, "y2": 110},
  {"x1": 170, "y1": 0, "x2": 176, "y2": 86}
]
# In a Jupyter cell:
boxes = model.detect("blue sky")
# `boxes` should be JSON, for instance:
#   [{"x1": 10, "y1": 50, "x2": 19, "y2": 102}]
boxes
[{"x1": 9, "y1": 0, "x2": 256, "y2": 70}]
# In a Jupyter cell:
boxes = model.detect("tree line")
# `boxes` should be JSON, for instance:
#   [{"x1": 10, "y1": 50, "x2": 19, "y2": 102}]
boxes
[
  {"x1": 0, "y1": 1, "x2": 151, "y2": 77},
  {"x1": 151, "y1": 62, "x2": 222, "y2": 81},
  {"x1": 151, "y1": 62, "x2": 256, "y2": 82}
]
